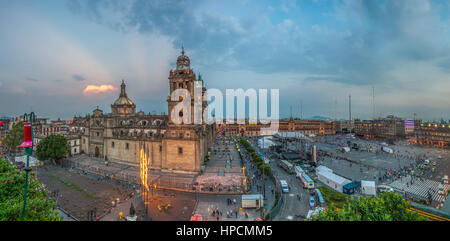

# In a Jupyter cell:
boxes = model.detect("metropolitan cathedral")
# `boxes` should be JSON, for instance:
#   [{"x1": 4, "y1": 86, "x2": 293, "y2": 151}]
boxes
[{"x1": 70, "y1": 48, "x2": 215, "y2": 174}]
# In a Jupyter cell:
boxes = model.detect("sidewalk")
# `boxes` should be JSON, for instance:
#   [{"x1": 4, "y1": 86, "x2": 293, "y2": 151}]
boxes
[{"x1": 99, "y1": 192, "x2": 148, "y2": 221}]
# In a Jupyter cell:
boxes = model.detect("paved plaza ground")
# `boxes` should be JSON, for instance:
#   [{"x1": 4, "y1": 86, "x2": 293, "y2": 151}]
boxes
[
  {"x1": 39, "y1": 136, "x2": 252, "y2": 221},
  {"x1": 36, "y1": 167, "x2": 134, "y2": 220},
  {"x1": 194, "y1": 139, "x2": 244, "y2": 190},
  {"x1": 191, "y1": 138, "x2": 276, "y2": 221},
  {"x1": 101, "y1": 189, "x2": 195, "y2": 221},
  {"x1": 280, "y1": 135, "x2": 450, "y2": 208},
  {"x1": 314, "y1": 136, "x2": 450, "y2": 184}
]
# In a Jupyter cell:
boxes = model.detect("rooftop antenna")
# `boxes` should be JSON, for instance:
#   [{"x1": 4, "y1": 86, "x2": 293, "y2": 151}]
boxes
[
  {"x1": 334, "y1": 97, "x2": 337, "y2": 121},
  {"x1": 349, "y1": 94, "x2": 352, "y2": 121},
  {"x1": 372, "y1": 86, "x2": 375, "y2": 120},
  {"x1": 300, "y1": 100, "x2": 303, "y2": 119}
]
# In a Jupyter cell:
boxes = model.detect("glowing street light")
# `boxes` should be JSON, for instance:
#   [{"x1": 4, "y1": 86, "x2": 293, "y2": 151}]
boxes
[{"x1": 18, "y1": 112, "x2": 36, "y2": 221}]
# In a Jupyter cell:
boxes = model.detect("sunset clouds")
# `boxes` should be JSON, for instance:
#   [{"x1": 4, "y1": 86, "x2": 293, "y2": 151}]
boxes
[
  {"x1": 2, "y1": 1, "x2": 450, "y2": 120},
  {"x1": 83, "y1": 85, "x2": 117, "y2": 94}
]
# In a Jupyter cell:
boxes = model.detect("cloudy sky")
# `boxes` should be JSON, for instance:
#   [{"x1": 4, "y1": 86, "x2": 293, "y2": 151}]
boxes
[{"x1": 1, "y1": 0, "x2": 450, "y2": 121}]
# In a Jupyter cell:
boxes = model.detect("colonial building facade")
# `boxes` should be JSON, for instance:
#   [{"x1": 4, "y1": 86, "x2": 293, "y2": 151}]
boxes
[
  {"x1": 70, "y1": 49, "x2": 215, "y2": 174},
  {"x1": 220, "y1": 117, "x2": 336, "y2": 136},
  {"x1": 354, "y1": 115, "x2": 406, "y2": 140},
  {"x1": 415, "y1": 122, "x2": 450, "y2": 147}
]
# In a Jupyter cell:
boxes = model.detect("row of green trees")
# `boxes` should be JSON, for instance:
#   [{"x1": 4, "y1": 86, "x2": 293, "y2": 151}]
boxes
[
  {"x1": 2, "y1": 120, "x2": 71, "y2": 164},
  {"x1": 309, "y1": 192, "x2": 425, "y2": 221},
  {"x1": 0, "y1": 158, "x2": 61, "y2": 220},
  {"x1": 240, "y1": 138, "x2": 271, "y2": 175},
  {"x1": 2, "y1": 121, "x2": 24, "y2": 153}
]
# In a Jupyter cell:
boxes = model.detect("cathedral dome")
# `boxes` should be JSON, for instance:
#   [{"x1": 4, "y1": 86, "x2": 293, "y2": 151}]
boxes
[
  {"x1": 113, "y1": 80, "x2": 135, "y2": 106},
  {"x1": 111, "y1": 80, "x2": 136, "y2": 115},
  {"x1": 114, "y1": 96, "x2": 134, "y2": 105}
]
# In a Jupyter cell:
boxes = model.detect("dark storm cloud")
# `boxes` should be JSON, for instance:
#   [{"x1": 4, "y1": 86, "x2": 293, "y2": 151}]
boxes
[
  {"x1": 72, "y1": 74, "x2": 86, "y2": 81},
  {"x1": 66, "y1": 0, "x2": 450, "y2": 87}
]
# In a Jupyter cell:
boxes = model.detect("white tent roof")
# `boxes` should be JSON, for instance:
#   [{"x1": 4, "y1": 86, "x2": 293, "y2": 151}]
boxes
[
  {"x1": 258, "y1": 137, "x2": 274, "y2": 149},
  {"x1": 316, "y1": 165, "x2": 333, "y2": 174},
  {"x1": 273, "y1": 132, "x2": 306, "y2": 139},
  {"x1": 361, "y1": 180, "x2": 376, "y2": 188},
  {"x1": 15, "y1": 155, "x2": 39, "y2": 167},
  {"x1": 317, "y1": 169, "x2": 350, "y2": 185}
]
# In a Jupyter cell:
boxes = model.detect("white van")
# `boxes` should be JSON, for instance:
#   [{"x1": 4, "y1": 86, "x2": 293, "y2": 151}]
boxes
[
  {"x1": 377, "y1": 185, "x2": 394, "y2": 193},
  {"x1": 280, "y1": 180, "x2": 289, "y2": 193}
]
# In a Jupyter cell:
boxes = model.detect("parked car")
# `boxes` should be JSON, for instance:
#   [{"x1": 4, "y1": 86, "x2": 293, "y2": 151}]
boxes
[{"x1": 377, "y1": 185, "x2": 394, "y2": 193}]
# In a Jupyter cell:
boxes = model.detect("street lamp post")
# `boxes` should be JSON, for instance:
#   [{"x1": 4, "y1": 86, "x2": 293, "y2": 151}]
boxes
[{"x1": 19, "y1": 112, "x2": 36, "y2": 221}]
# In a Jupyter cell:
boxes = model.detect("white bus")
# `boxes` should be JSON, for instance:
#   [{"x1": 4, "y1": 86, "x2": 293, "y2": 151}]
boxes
[
  {"x1": 300, "y1": 173, "x2": 315, "y2": 189},
  {"x1": 280, "y1": 160, "x2": 294, "y2": 174},
  {"x1": 280, "y1": 180, "x2": 289, "y2": 193}
]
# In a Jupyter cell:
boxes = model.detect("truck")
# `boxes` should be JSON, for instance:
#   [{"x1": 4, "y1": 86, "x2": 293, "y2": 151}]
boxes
[
  {"x1": 241, "y1": 194, "x2": 264, "y2": 209},
  {"x1": 361, "y1": 180, "x2": 376, "y2": 196},
  {"x1": 382, "y1": 147, "x2": 393, "y2": 154}
]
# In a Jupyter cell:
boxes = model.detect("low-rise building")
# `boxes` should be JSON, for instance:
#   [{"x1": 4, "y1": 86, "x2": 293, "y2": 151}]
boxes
[{"x1": 33, "y1": 134, "x2": 81, "y2": 157}]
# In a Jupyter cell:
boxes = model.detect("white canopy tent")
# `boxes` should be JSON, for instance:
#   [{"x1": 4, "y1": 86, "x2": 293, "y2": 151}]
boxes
[{"x1": 15, "y1": 155, "x2": 40, "y2": 167}]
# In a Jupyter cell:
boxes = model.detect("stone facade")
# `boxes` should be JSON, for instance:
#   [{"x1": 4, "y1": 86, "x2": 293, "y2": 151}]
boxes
[
  {"x1": 220, "y1": 117, "x2": 336, "y2": 136},
  {"x1": 354, "y1": 115, "x2": 405, "y2": 140},
  {"x1": 70, "y1": 49, "x2": 215, "y2": 174},
  {"x1": 415, "y1": 122, "x2": 450, "y2": 147}
]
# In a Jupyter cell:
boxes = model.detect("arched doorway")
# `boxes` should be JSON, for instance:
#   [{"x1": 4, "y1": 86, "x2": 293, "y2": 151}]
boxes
[{"x1": 95, "y1": 146, "x2": 99, "y2": 158}]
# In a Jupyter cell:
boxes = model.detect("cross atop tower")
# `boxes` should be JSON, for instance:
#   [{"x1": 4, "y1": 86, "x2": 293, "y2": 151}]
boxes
[{"x1": 120, "y1": 79, "x2": 127, "y2": 98}]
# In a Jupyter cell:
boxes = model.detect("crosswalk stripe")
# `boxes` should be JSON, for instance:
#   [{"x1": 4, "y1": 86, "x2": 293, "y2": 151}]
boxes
[{"x1": 389, "y1": 176, "x2": 449, "y2": 203}]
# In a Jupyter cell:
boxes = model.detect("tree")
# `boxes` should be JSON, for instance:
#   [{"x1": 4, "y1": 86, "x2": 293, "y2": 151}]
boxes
[
  {"x1": 36, "y1": 135, "x2": 71, "y2": 164},
  {"x1": 0, "y1": 158, "x2": 61, "y2": 220},
  {"x1": 2, "y1": 121, "x2": 24, "y2": 153},
  {"x1": 310, "y1": 192, "x2": 425, "y2": 221}
]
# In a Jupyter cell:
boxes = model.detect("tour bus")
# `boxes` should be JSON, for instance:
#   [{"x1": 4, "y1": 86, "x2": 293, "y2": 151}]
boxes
[
  {"x1": 279, "y1": 180, "x2": 289, "y2": 193},
  {"x1": 280, "y1": 160, "x2": 294, "y2": 174},
  {"x1": 300, "y1": 173, "x2": 315, "y2": 189}
]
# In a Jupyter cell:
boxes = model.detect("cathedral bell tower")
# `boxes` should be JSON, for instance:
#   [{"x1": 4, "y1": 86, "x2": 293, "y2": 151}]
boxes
[{"x1": 167, "y1": 47, "x2": 205, "y2": 125}]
